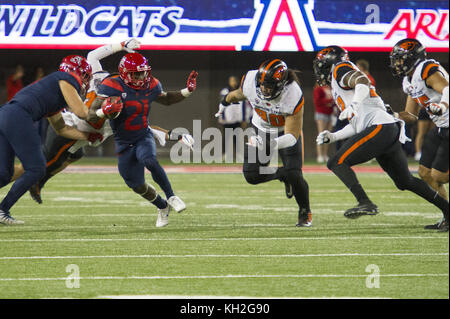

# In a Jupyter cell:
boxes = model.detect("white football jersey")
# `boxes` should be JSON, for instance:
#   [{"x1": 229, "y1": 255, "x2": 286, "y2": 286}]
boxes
[
  {"x1": 402, "y1": 59, "x2": 449, "y2": 128},
  {"x1": 242, "y1": 70, "x2": 304, "y2": 134},
  {"x1": 330, "y1": 61, "x2": 395, "y2": 133}
]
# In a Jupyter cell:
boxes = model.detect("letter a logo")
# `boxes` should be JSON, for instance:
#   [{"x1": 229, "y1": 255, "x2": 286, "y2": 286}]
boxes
[{"x1": 264, "y1": 0, "x2": 303, "y2": 50}]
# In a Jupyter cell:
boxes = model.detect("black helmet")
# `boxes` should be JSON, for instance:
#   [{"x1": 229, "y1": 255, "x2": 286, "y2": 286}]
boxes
[
  {"x1": 256, "y1": 59, "x2": 288, "y2": 100},
  {"x1": 313, "y1": 45, "x2": 349, "y2": 85},
  {"x1": 389, "y1": 38, "x2": 426, "y2": 77}
]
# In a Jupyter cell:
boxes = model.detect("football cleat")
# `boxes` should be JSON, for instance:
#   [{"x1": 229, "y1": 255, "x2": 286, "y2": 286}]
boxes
[
  {"x1": 156, "y1": 205, "x2": 171, "y2": 228},
  {"x1": 296, "y1": 209, "x2": 312, "y2": 227},
  {"x1": 424, "y1": 217, "x2": 444, "y2": 230},
  {"x1": 344, "y1": 203, "x2": 379, "y2": 219},
  {"x1": 437, "y1": 220, "x2": 449, "y2": 233},
  {"x1": 29, "y1": 183, "x2": 43, "y2": 204},
  {"x1": 167, "y1": 195, "x2": 186, "y2": 213},
  {"x1": 0, "y1": 211, "x2": 24, "y2": 225}
]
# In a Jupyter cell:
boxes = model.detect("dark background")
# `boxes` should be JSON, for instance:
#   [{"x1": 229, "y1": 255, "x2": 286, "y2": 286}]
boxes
[{"x1": 0, "y1": 49, "x2": 448, "y2": 159}]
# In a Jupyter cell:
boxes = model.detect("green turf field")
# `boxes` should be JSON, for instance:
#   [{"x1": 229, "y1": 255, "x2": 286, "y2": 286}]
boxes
[{"x1": 0, "y1": 170, "x2": 448, "y2": 299}]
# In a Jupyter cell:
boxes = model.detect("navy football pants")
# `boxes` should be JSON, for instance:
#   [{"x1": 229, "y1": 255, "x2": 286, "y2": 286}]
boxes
[
  {"x1": 117, "y1": 132, "x2": 174, "y2": 199},
  {"x1": 0, "y1": 103, "x2": 46, "y2": 213}
]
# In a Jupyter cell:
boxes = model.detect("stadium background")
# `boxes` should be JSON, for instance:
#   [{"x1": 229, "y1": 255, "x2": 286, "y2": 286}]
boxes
[{"x1": 1, "y1": 50, "x2": 448, "y2": 158}]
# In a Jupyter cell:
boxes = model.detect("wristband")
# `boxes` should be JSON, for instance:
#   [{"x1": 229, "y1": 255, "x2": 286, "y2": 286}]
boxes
[
  {"x1": 181, "y1": 88, "x2": 192, "y2": 97},
  {"x1": 221, "y1": 94, "x2": 231, "y2": 106},
  {"x1": 95, "y1": 109, "x2": 105, "y2": 118}
]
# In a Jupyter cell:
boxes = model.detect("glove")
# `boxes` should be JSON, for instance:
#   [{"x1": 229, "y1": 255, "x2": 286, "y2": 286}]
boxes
[
  {"x1": 102, "y1": 96, "x2": 123, "y2": 119},
  {"x1": 316, "y1": 130, "x2": 335, "y2": 145},
  {"x1": 215, "y1": 103, "x2": 226, "y2": 118},
  {"x1": 121, "y1": 38, "x2": 141, "y2": 53},
  {"x1": 427, "y1": 103, "x2": 446, "y2": 116},
  {"x1": 385, "y1": 104, "x2": 394, "y2": 115},
  {"x1": 246, "y1": 135, "x2": 265, "y2": 150},
  {"x1": 187, "y1": 70, "x2": 198, "y2": 92},
  {"x1": 180, "y1": 134, "x2": 195, "y2": 150},
  {"x1": 339, "y1": 105, "x2": 357, "y2": 121},
  {"x1": 87, "y1": 132, "x2": 103, "y2": 145}
]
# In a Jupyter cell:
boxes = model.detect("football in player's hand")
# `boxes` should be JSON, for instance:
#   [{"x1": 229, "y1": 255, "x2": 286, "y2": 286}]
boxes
[{"x1": 101, "y1": 96, "x2": 123, "y2": 119}]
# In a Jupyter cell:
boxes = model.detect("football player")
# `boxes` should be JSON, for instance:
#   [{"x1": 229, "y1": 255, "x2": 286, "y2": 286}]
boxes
[
  {"x1": 215, "y1": 59, "x2": 312, "y2": 227},
  {"x1": 87, "y1": 52, "x2": 198, "y2": 227},
  {"x1": 11, "y1": 40, "x2": 193, "y2": 205},
  {"x1": 0, "y1": 55, "x2": 102, "y2": 225},
  {"x1": 314, "y1": 45, "x2": 448, "y2": 232},
  {"x1": 388, "y1": 38, "x2": 449, "y2": 230}
]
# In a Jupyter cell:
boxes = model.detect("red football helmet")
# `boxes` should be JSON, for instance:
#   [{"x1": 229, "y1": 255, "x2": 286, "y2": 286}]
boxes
[
  {"x1": 118, "y1": 53, "x2": 152, "y2": 89},
  {"x1": 59, "y1": 55, "x2": 92, "y2": 89}
]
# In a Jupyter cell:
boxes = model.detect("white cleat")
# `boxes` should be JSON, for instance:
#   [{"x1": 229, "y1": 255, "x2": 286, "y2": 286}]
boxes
[
  {"x1": 156, "y1": 205, "x2": 171, "y2": 228},
  {"x1": 167, "y1": 195, "x2": 186, "y2": 213},
  {"x1": 0, "y1": 211, "x2": 24, "y2": 225}
]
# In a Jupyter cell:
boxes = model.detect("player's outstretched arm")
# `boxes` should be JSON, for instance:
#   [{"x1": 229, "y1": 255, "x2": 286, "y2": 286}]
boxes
[
  {"x1": 156, "y1": 70, "x2": 198, "y2": 105},
  {"x1": 47, "y1": 112, "x2": 93, "y2": 141},
  {"x1": 87, "y1": 39, "x2": 141, "y2": 73},
  {"x1": 59, "y1": 80, "x2": 89, "y2": 119},
  {"x1": 215, "y1": 87, "x2": 247, "y2": 118}
]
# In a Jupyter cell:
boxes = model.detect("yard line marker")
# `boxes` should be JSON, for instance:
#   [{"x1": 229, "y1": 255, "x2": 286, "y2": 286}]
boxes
[
  {"x1": 0, "y1": 236, "x2": 448, "y2": 243},
  {"x1": 0, "y1": 273, "x2": 447, "y2": 282},
  {"x1": 0, "y1": 253, "x2": 447, "y2": 260}
]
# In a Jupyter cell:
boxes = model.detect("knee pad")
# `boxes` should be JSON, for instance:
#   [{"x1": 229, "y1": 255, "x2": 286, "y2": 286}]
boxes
[{"x1": 132, "y1": 184, "x2": 148, "y2": 195}]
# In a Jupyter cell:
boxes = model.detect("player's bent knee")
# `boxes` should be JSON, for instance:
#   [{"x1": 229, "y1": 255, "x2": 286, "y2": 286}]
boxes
[
  {"x1": 326, "y1": 156, "x2": 338, "y2": 171},
  {"x1": 243, "y1": 170, "x2": 262, "y2": 185}
]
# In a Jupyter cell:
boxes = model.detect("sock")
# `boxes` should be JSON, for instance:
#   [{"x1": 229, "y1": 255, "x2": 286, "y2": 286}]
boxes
[
  {"x1": 350, "y1": 184, "x2": 372, "y2": 205},
  {"x1": 151, "y1": 195, "x2": 168, "y2": 210},
  {"x1": 331, "y1": 163, "x2": 372, "y2": 205}
]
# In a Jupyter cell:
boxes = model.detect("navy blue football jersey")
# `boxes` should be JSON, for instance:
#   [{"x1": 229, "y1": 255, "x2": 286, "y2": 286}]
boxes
[
  {"x1": 97, "y1": 76, "x2": 163, "y2": 151},
  {"x1": 10, "y1": 71, "x2": 82, "y2": 121}
]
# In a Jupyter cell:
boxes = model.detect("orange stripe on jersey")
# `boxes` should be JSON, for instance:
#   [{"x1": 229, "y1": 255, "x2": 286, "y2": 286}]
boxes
[
  {"x1": 240, "y1": 74, "x2": 246, "y2": 89},
  {"x1": 260, "y1": 59, "x2": 281, "y2": 83},
  {"x1": 292, "y1": 96, "x2": 304, "y2": 114},
  {"x1": 46, "y1": 141, "x2": 76, "y2": 168},
  {"x1": 338, "y1": 124, "x2": 382, "y2": 165},
  {"x1": 333, "y1": 62, "x2": 354, "y2": 81},
  {"x1": 102, "y1": 78, "x2": 124, "y2": 92},
  {"x1": 421, "y1": 63, "x2": 439, "y2": 80}
]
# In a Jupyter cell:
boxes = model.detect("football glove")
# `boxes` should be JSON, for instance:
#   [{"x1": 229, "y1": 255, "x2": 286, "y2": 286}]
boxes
[
  {"x1": 87, "y1": 132, "x2": 103, "y2": 145},
  {"x1": 180, "y1": 134, "x2": 195, "y2": 150},
  {"x1": 215, "y1": 103, "x2": 227, "y2": 118},
  {"x1": 316, "y1": 130, "x2": 335, "y2": 145},
  {"x1": 121, "y1": 38, "x2": 141, "y2": 53},
  {"x1": 187, "y1": 71, "x2": 198, "y2": 92},
  {"x1": 101, "y1": 96, "x2": 123, "y2": 119},
  {"x1": 427, "y1": 102, "x2": 447, "y2": 116}
]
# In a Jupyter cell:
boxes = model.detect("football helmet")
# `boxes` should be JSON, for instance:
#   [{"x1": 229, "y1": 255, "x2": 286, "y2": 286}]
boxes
[
  {"x1": 313, "y1": 46, "x2": 349, "y2": 85},
  {"x1": 256, "y1": 59, "x2": 288, "y2": 100},
  {"x1": 389, "y1": 38, "x2": 426, "y2": 77},
  {"x1": 119, "y1": 53, "x2": 152, "y2": 89},
  {"x1": 59, "y1": 55, "x2": 92, "y2": 89}
]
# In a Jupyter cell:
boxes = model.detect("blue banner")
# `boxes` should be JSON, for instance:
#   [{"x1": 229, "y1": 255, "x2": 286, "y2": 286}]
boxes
[{"x1": 0, "y1": 0, "x2": 448, "y2": 51}]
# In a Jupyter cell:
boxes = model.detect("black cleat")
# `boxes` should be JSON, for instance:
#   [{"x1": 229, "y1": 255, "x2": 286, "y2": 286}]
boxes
[
  {"x1": 296, "y1": 209, "x2": 312, "y2": 227},
  {"x1": 29, "y1": 184, "x2": 43, "y2": 204},
  {"x1": 424, "y1": 218, "x2": 443, "y2": 230},
  {"x1": 344, "y1": 203, "x2": 379, "y2": 219},
  {"x1": 437, "y1": 215, "x2": 449, "y2": 233}
]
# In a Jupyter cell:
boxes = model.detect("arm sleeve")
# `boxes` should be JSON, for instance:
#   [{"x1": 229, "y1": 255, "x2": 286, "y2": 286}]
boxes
[
  {"x1": 87, "y1": 44, "x2": 122, "y2": 73},
  {"x1": 333, "y1": 123, "x2": 356, "y2": 141}
]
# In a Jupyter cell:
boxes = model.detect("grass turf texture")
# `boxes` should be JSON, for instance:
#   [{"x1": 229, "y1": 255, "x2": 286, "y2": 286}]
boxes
[{"x1": 0, "y1": 171, "x2": 448, "y2": 299}]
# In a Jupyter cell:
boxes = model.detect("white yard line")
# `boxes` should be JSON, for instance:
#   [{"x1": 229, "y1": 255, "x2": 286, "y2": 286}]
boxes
[
  {"x1": 0, "y1": 236, "x2": 448, "y2": 243},
  {"x1": 0, "y1": 252, "x2": 447, "y2": 260},
  {"x1": 0, "y1": 273, "x2": 447, "y2": 282}
]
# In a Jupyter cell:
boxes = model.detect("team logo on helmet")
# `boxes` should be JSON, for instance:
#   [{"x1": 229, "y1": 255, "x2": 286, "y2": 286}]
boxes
[{"x1": 399, "y1": 41, "x2": 417, "y2": 51}]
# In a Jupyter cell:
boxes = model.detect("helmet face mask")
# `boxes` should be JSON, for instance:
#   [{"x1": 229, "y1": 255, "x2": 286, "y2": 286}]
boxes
[
  {"x1": 256, "y1": 59, "x2": 288, "y2": 101},
  {"x1": 119, "y1": 53, "x2": 152, "y2": 89},
  {"x1": 389, "y1": 38, "x2": 426, "y2": 77},
  {"x1": 313, "y1": 46, "x2": 349, "y2": 86}
]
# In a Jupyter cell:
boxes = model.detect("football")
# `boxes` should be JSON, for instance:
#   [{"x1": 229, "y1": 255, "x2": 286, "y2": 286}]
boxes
[{"x1": 102, "y1": 96, "x2": 123, "y2": 119}]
